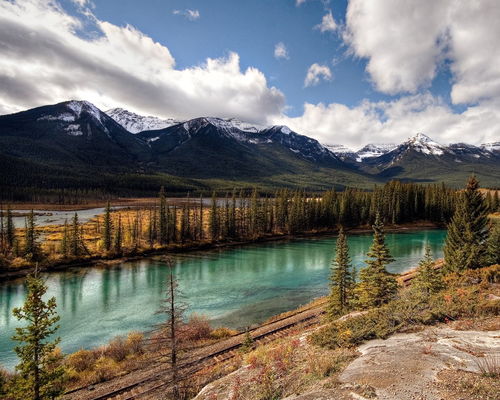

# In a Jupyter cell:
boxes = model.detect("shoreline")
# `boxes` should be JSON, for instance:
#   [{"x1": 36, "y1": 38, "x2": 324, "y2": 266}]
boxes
[{"x1": 0, "y1": 221, "x2": 441, "y2": 283}]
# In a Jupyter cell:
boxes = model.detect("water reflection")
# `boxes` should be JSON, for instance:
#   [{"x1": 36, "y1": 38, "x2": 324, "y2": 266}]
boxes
[{"x1": 0, "y1": 229, "x2": 446, "y2": 369}]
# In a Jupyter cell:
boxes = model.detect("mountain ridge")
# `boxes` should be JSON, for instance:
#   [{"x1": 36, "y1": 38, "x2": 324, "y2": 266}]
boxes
[{"x1": 0, "y1": 101, "x2": 499, "y2": 195}]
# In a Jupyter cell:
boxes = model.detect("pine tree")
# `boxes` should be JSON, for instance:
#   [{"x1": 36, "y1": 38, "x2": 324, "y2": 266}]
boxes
[
  {"x1": 328, "y1": 227, "x2": 354, "y2": 318},
  {"x1": 354, "y1": 212, "x2": 398, "y2": 308},
  {"x1": 10, "y1": 268, "x2": 65, "y2": 400},
  {"x1": 23, "y1": 210, "x2": 40, "y2": 261},
  {"x1": 412, "y1": 245, "x2": 443, "y2": 296},
  {"x1": 209, "y1": 192, "x2": 218, "y2": 241},
  {"x1": 69, "y1": 213, "x2": 80, "y2": 257},
  {"x1": 486, "y1": 222, "x2": 500, "y2": 265},
  {"x1": 102, "y1": 201, "x2": 112, "y2": 252},
  {"x1": 114, "y1": 215, "x2": 123, "y2": 255},
  {"x1": 444, "y1": 176, "x2": 489, "y2": 272},
  {"x1": 159, "y1": 187, "x2": 168, "y2": 245},
  {"x1": 59, "y1": 220, "x2": 69, "y2": 257}
]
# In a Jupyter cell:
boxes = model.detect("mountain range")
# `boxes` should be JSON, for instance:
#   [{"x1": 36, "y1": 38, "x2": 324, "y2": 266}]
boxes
[{"x1": 0, "y1": 100, "x2": 498, "y2": 196}]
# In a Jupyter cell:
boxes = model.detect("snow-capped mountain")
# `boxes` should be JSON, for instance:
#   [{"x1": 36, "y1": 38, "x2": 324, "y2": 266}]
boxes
[
  {"x1": 354, "y1": 144, "x2": 398, "y2": 162},
  {"x1": 106, "y1": 108, "x2": 182, "y2": 133},
  {"x1": 136, "y1": 117, "x2": 341, "y2": 168},
  {"x1": 481, "y1": 142, "x2": 500, "y2": 154},
  {"x1": 106, "y1": 107, "x2": 266, "y2": 135},
  {"x1": 1, "y1": 100, "x2": 150, "y2": 166}
]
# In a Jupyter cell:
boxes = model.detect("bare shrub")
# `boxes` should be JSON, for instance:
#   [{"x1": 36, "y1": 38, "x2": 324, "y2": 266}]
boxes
[
  {"x1": 180, "y1": 314, "x2": 212, "y2": 342},
  {"x1": 125, "y1": 331, "x2": 144, "y2": 355},
  {"x1": 92, "y1": 357, "x2": 120, "y2": 383},
  {"x1": 66, "y1": 349, "x2": 97, "y2": 372},
  {"x1": 104, "y1": 336, "x2": 129, "y2": 362},
  {"x1": 211, "y1": 327, "x2": 238, "y2": 340}
]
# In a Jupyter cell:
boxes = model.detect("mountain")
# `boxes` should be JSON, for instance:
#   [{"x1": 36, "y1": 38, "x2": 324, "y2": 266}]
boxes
[
  {"x1": 106, "y1": 108, "x2": 182, "y2": 133},
  {"x1": 358, "y1": 133, "x2": 500, "y2": 185},
  {"x1": 354, "y1": 144, "x2": 398, "y2": 161},
  {"x1": 137, "y1": 117, "x2": 345, "y2": 179},
  {"x1": 0, "y1": 102, "x2": 498, "y2": 196},
  {"x1": 0, "y1": 100, "x2": 150, "y2": 168}
]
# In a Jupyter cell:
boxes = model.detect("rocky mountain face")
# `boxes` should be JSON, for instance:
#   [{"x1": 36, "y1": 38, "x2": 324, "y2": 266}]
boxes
[{"x1": 0, "y1": 101, "x2": 498, "y2": 191}]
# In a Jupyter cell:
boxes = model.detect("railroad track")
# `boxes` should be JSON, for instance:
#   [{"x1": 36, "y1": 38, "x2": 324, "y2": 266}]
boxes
[{"x1": 65, "y1": 304, "x2": 325, "y2": 400}]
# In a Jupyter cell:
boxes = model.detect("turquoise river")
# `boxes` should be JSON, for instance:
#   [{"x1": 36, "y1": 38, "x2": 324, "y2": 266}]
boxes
[{"x1": 0, "y1": 229, "x2": 446, "y2": 369}]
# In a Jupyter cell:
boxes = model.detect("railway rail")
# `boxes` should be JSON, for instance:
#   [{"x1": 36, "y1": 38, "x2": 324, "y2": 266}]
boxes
[{"x1": 64, "y1": 303, "x2": 326, "y2": 400}]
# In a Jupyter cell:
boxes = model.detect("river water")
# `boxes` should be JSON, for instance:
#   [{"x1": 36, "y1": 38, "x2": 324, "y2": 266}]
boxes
[{"x1": 0, "y1": 229, "x2": 446, "y2": 369}]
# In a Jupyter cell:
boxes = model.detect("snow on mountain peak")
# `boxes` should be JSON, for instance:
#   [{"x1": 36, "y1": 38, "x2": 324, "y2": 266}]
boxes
[
  {"x1": 355, "y1": 143, "x2": 397, "y2": 161},
  {"x1": 481, "y1": 142, "x2": 500, "y2": 152},
  {"x1": 406, "y1": 133, "x2": 445, "y2": 155},
  {"x1": 106, "y1": 108, "x2": 180, "y2": 133}
]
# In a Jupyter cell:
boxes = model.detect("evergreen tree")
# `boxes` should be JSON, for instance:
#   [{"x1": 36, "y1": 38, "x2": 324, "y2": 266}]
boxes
[
  {"x1": 328, "y1": 227, "x2": 354, "y2": 318},
  {"x1": 102, "y1": 201, "x2": 112, "y2": 252},
  {"x1": 24, "y1": 210, "x2": 40, "y2": 261},
  {"x1": 354, "y1": 212, "x2": 398, "y2": 308},
  {"x1": 114, "y1": 215, "x2": 123, "y2": 254},
  {"x1": 5, "y1": 207, "x2": 15, "y2": 250},
  {"x1": 69, "y1": 213, "x2": 80, "y2": 257},
  {"x1": 486, "y1": 222, "x2": 500, "y2": 265},
  {"x1": 10, "y1": 268, "x2": 65, "y2": 400},
  {"x1": 158, "y1": 187, "x2": 168, "y2": 245},
  {"x1": 444, "y1": 176, "x2": 489, "y2": 272},
  {"x1": 209, "y1": 192, "x2": 218, "y2": 241},
  {"x1": 59, "y1": 220, "x2": 69, "y2": 257},
  {"x1": 412, "y1": 245, "x2": 443, "y2": 296}
]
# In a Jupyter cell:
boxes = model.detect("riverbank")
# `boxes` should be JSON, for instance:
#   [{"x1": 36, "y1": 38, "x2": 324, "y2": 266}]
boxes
[{"x1": 0, "y1": 221, "x2": 440, "y2": 282}]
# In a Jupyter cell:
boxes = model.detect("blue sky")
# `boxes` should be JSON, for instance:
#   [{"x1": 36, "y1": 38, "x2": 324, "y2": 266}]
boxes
[
  {"x1": 66, "y1": 0, "x2": 452, "y2": 116},
  {"x1": 0, "y1": 0, "x2": 499, "y2": 148}
]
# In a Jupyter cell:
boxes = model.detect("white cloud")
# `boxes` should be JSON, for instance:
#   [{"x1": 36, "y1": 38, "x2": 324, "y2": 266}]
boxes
[
  {"x1": 0, "y1": 0, "x2": 284, "y2": 123},
  {"x1": 296, "y1": 0, "x2": 307, "y2": 6},
  {"x1": 273, "y1": 93, "x2": 500, "y2": 148},
  {"x1": 274, "y1": 42, "x2": 289, "y2": 60},
  {"x1": 304, "y1": 63, "x2": 332, "y2": 87},
  {"x1": 173, "y1": 9, "x2": 200, "y2": 21},
  {"x1": 344, "y1": 0, "x2": 500, "y2": 105},
  {"x1": 315, "y1": 11, "x2": 337, "y2": 33}
]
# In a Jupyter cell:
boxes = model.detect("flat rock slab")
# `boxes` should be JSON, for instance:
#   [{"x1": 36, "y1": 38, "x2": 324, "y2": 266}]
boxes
[{"x1": 338, "y1": 327, "x2": 500, "y2": 400}]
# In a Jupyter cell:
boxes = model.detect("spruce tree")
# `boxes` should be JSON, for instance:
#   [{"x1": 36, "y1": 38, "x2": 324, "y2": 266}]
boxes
[
  {"x1": 24, "y1": 210, "x2": 40, "y2": 261},
  {"x1": 159, "y1": 187, "x2": 168, "y2": 245},
  {"x1": 444, "y1": 176, "x2": 489, "y2": 272},
  {"x1": 354, "y1": 212, "x2": 398, "y2": 308},
  {"x1": 328, "y1": 227, "x2": 354, "y2": 318},
  {"x1": 209, "y1": 192, "x2": 218, "y2": 241},
  {"x1": 59, "y1": 220, "x2": 69, "y2": 257},
  {"x1": 6, "y1": 207, "x2": 15, "y2": 250},
  {"x1": 10, "y1": 268, "x2": 65, "y2": 400},
  {"x1": 486, "y1": 222, "x2": 500, "y2": 265},
  {"x1": 412, "y1": 244, "x2": 443, "y2": 296},
  {"x1": 69, "y1": 213, "x2": 80, "y2": 257},
  {"x1": 114, "y1": 214, "x2": 123, "y2": 255},
  {"x1": 102, "y1": 201, "x2": 112, "y2": 252}
]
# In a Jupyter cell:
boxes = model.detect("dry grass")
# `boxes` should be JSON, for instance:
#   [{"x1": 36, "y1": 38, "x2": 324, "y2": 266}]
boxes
[
  {"x1": 475, "y1": 355, "x2": 500, "y2": 378},
  {"x1": 437, "y1": 369, "x2": 500, "y2": 400}
]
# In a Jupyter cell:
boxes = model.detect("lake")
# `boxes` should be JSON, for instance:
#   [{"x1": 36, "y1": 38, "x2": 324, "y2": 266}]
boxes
[{"x1": 0, "y1": 229, "x2": 446, "y2": 369}]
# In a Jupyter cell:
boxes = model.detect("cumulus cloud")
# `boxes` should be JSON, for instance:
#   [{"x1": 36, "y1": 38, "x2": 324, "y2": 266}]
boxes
[
  {"x1": 315, "y1": 11, "x2": 337, "y2": 33},
  {"x1": 0, "y1": 0, "x2": 284, "y2": 123},
  {"x1": 173, "y1": 9, "x2": 200, "y2": 21},
  {"x1": 304, "y1": 63, "x2": 332, "y2": 87},
  {"x1": 273, "y1": 93, "x2": 500, "y2": 148},
  {"x1": 274, "y1": 42, "x2": 289, "y2": 60},
  {"x1": 344, "y1": 0, "x2": 500, "y2": 105}
]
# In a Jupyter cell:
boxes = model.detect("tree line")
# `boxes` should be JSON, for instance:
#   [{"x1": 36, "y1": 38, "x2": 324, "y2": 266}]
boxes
[
  {"x1": 327, "y1": 175, "x2": 500, "y2": 317},
  {"x1": 2, "y1": 176, "x2": 499, "y2": 399}
]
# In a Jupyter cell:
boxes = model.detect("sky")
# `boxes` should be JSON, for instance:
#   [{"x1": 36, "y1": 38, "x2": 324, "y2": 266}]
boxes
[{"x1": 0, "y1": 0, "x2": 499, "y2": 149}]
